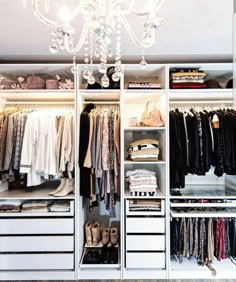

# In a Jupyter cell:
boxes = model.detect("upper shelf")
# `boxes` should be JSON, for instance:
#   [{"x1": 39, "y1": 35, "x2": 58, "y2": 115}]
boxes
[
  {"x1": 0, "y1": 89, "x2": 74, "y2": 102},
  {"x1": 169, "y1": 89, "x2": 233, "y2": 102},
  {"x1": 79, "y1": 89, "x2": 120, "y2": 102}
]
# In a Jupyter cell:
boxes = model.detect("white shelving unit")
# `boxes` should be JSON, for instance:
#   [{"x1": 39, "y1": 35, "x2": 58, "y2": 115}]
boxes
[
  {"x1": 168, "y1": 62, "x2": 236, "y2": 280},
  {"x1": 0, "y1": 63, "x2": 76, "y2": 281},
  {"x1": 0, "y1": 62, "x2": 234, "y2": 280}
]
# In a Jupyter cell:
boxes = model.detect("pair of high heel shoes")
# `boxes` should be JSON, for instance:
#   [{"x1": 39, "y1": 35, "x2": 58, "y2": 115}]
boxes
[{"x1": 48, "y1": 178, "x2": 74, "y2": 197}]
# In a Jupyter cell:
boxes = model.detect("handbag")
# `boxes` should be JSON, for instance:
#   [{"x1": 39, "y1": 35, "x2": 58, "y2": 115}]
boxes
[{"x1": 140, "y1": 101, "x2": 164, "y2": 127}]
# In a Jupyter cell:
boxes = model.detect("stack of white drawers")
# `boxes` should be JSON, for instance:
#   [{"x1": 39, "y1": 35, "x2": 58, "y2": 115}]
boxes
[
  {"x1": 0, "y1": 201, "x2": 74, "y2": 271},
  {"x1": 125, "y1": 199, "x2": 166, "y2": 269}
]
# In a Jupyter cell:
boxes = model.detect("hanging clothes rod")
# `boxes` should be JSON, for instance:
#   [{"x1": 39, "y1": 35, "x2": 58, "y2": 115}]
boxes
[
  {"x1": 169, "y1": 100, "x2": 233, "y2": 104},
  {"x1": 82, "y1": 101, "x2": 120, "y2": 104},
  {"x1": 170, "y1": 210, "x2": 236, "y2": 218},
  {"x1": 2, "y1": 101, "x2": 74, "y2": 105}
]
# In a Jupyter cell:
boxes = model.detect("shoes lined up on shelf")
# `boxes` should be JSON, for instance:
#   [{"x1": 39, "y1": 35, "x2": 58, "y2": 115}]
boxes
[
  {"x1": 85, "y1": 221, "x2": 119, "y2": 246},
  {"x1": 82, "y1": 246, "x2": 118, "y2": 264},
  {"x1": 83, "y1": 221, "x2": 119, "y2": 264},
  {"x1": 48, "y1": 178, "x2": 74, "y2": 197}
]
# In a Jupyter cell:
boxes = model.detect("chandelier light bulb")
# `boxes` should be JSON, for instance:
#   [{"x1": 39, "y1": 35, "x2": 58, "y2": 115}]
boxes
[
  {"x1": 140, "y1": 55, "x2": 147, "y2": 68},
  {"x1": 112, "y1": 72, "x2": 120, "y2": 82},
  {"x1": 83, "y1": 69, "x2": 91, "y2": 80},
  {"x1": 88, "y1": 75, "x2": 95, "y2": 85},
  {"x1": 49, "y1": 42, "x2": 59, "y2": 54},
  {"x1": 101, "y1": 74, "x2": 109, "y2": 88}
]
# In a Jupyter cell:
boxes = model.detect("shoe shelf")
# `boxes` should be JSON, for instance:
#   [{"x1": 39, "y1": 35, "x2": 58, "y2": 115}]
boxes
[
  {"x1": 170, "y1": 184, "x2": 236, "y2": 199},
  {"x1": 0, "y1": 182, "x2": 75, "y2": 200},
  {"x1": 84, "y1": 241, "x2": 119, "y2": 248},
  {"x1": 79, "y1": 248, "x2": 120, "y2": 269}
]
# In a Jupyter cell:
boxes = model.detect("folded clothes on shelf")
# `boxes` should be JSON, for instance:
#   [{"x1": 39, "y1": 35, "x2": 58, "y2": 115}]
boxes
[
  {"x1": 0, "y1": 200, "x2": 21, "y2": 213},
  {"x1": 170, "y1": 68, "x2": 207, "y2": 89},
  {"x1": 49, "y1": 201, "x2": 70, "y2": 212},
  {"x1": 127, "y1": 139, "x2": 159, "y2": 161},
  {"x1": 127, "y1": 82, "x2": 162, "y2": 89},
  {"x1": 126, "y1": 169, "x2": 158, "y2": 196},
  {"x1": 21, "y1": 201, "x2": 48, "y2": 213},
  {"x1": 129, "y1": 199, "x2": 161, "y2": 211}
]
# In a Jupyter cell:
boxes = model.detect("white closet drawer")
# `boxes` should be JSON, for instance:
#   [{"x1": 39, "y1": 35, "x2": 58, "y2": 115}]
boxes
[
  {"x1": 126, "y1": 252, "x2": 165, "y2": 269},
  {"x1": 0, "y1": 218, "x2": 74, "y2": 234},
  {"x1": 126, "y1": 217, "x2": 165, "y2": 233},
  {"x1": 0, "y1": 253, "x2": 74, "y2": 270},
  {"x1": 126, "y1": 235, "x2": 165, "y2": 251},
  {"x1": 0, "y1": 236, "x2": 74, "y2": 252}
]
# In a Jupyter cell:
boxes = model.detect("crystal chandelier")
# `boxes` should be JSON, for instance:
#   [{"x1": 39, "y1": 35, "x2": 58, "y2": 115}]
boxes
[{"x1": 24, "y1": 0, "x2": 164, "y2": 87}]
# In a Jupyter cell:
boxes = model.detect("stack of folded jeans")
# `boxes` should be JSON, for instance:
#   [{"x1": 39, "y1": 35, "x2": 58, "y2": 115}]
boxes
[
  {"x1": 126, "y1": 169, "x2": 158, "y2": 196},
  {"x1": 127, "y1": 139, "x2": 159, "y2": 161}
]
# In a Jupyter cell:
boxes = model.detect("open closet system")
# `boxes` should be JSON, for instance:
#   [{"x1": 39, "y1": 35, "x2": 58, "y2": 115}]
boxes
[{"x1": 0, "y1": 62, "x2": 235, "y2": 280}]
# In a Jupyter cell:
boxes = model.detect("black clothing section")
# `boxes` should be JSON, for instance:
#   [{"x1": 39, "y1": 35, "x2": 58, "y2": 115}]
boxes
[
  {"x1": 79, "y1": 103, "x2": 95, "y2": 198},
  {"x1": 170, "y1": 109, "x2": 236, "y2": 189}
]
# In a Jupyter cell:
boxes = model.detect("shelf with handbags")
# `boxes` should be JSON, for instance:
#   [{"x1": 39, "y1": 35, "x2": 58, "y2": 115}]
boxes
[
  {"x1": 124, "y1": 64, "x2": 166, "y2": 90},
  {"x1": 123, "y1": 92, "x2": 166, "y2": 129},
  {"x1": 0, "y1": 64, "x2": 75, "y2": 101}
]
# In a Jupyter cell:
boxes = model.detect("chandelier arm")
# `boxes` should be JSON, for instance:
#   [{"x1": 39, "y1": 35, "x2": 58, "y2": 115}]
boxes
[
  {"x1": 31, "y1": 0, "x2": 82, "y2": 27},
  {"x1": 110, "y1": 0, "x2": 135, "y2": 15},
  {"x1": 130, "y1": 0, "x2": 164, "y2": 16},
  {"x1": 120, "y1": 15, "x2": 153, "y2": 48},
  {"x1": 64, "y1": 23, "x2": 90, "y2": 54}
]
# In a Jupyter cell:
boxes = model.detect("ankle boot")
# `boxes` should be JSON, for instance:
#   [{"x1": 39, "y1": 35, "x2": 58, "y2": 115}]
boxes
[
  {"x1": 110, "y1": 227, "x2": 118, "y2": 245},
  {"x1": 53, "y1": 178, "x2": 74, "y2": 197},
  {"x1": 102, "y1": 228, "x2": 110, "y2": 245},
  {"x1": 85, "y1": 221, "x2": 92, "y2": 246},
  {"x1": 92, "y1": 222, "x2": 100, "y2": 246},
  {"x1": 48, "y1": 178, "x2": 66, "y2": 196}
]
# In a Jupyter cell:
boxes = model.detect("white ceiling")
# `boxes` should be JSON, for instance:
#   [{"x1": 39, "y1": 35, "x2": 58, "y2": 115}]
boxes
[{"x1": 0, "y1": 0, "x2": 233, "y2": 63}]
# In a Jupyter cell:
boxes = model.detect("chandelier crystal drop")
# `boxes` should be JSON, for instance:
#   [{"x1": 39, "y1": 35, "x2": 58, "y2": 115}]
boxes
[{"x1": 24, "y1": 0, "x2": 164, "y2": 84}]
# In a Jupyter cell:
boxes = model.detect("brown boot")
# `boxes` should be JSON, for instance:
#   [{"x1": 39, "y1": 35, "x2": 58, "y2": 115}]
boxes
[
  {"x1": 85, "y1": 221, "x2": 92, "y2": 246},
  {"x1": 92, "y1": 222, "x2": 100, "y2": 246},
  {"x1": 110, "y1": 227, "x2": 118, "y2": 245},
  {"x1": 102, "y1": 228, "x2": 110, "y2": 245}
]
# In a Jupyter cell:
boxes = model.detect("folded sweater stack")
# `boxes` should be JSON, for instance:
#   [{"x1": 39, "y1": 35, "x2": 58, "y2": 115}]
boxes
[
  {"x1": 170, "y1": 68, "x2": 207, "y2": 89},
  {"x1": 126, "y1": 169, "x2": 158, "y2": 196},
  {"x1": 127, "y1": 139, "x2": 159, "y2": 162},
  {"x1": 21, "y1": 201, "x2": 48, "y2": 213},
  {"x1": 129, "y1": 199, "x2": 161, "y2": 211},
  {"x1": 0, "y1": 200, "x2": 21, "y2": 213}
]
